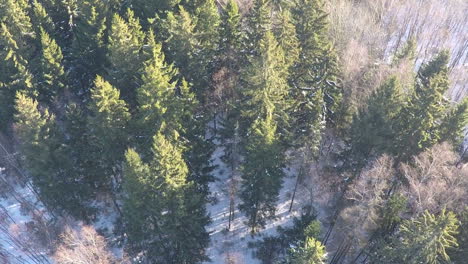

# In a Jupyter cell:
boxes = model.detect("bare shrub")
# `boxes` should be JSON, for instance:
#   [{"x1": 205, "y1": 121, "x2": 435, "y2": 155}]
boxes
[
  {"x1": 401, "y1": 142, "x2": 468, "y2": 215},
  {"x1": 53, "y1": 224, "x2": 115, "y2": 264},
  {"x1": 338, "y1": 155, "x2": 395, "y2": 248}
]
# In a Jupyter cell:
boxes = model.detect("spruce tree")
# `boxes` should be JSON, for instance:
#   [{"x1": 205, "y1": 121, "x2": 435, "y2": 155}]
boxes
[
  {"x1": 135, "y1": 30, "x2": 190, "y2": 151},
  {"x1": 87, "y1": 76, "x2": 130, "y2": 187},
  {"x1": 123, "y1": 130, "x2": 209, "y2": 263},
  {"x1": 288, "y1": 237, "x2": 326, "y2": 264},
  {"x1": 14, "y1": 92, "x2": 88, "y2": 215},
  {"x1": 107, "y1": 10, "x2": 145, "y2": 105},
  {"x1": 345, "y1": 77, "x2": 403, "y2": 169},
  {"x1": 372, "y1": 209, "x2": 459, "y2": 264},
  {"x1": 291, "y1": 0, "x2": 341, "y2": 124},
  {"x1": 275, "y1": 9, "x2": 300, "y2": 72},
  {"x1": 439, "y1": 97, "x2": 468, "y2": 146},
  {"x1": 0, "y1": 0, "x2": 34, "y2": 55},
  {"x1": 0, "y1": 23, "x2": 35, "y2": 127},
  {"x1": 38, "y1": 28, "x2": 66, "y2": 103},
  {"x1": 192, "y1": 0, "x2": 221, "y2": 98},
  {"x1": 245, "y1": 0, "x2": 272, "y2": 54},
  {"x1": 71, "y1": 0, "x2": 112, "y2": 83},
  {"x1": 241, "y1": 31, "x2": 289, "y2": 129},
  {"x1": 239, "y1": 115, "x2": 284, "y2": 233},
  {"x1": 218, "y1": 0, "x2": 242, "y2": 69},
  {"x1": 394, "y1": 51, "x2": 451, "y2": 160},
  {"x1": 31, "y1": 0, "x2": 55, "y2": 37}
]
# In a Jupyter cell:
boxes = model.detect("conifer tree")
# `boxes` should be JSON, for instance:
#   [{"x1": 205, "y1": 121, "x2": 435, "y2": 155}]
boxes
[
  {"x1": 450, "y1": 208, "x2": 468, "y2": 263},
  {"x1": 137, "y1": 30, "x2": 214, "y2": 196},
  {"x1": 71, "y1": 0, "x2": 112, "y2": 82},
  {"x1": 288, "y1": 237, "x2": 326, "y2": 264},
  {"x1": 394, "y1": 51, "x2": 451, "y2": 160},
  {"x1": 345, "y1": 77, "x2": 403, "y2": 169},
  {"x1": 0, "y1": 23, "x2": 35, "y2": 127},
  {"x1": 291, "y1": 0, "x2": 341, "y2": 124},
  {"x1": 439, "y1": 97, "x2": 468, "y2": 146},
  {"x1": 157, "y1": 0, "x2": 221, "y2": 100},
  {"x1": 0, "y1": 0, "x2": 34, "y2": 54},
  {"x1": 31, "y1": 0, "x2": 55, "y2": 37},
  {"x1": 38, "y1": 28, "x2": 66, "y2": 103},
  {"x1": 372, "y1": 209, "x2": 459, "y2": 264},
  {"x1": 107, "y1": 10, "x2": 145, "y2": 104},
  {"x1": 135, "y1": 31, "x2": 192, "y2": 149},
  {"x1": 192, "y1": 0, "x2": 221, "y2": 98},
  {"x1": 245, "y1": 0, "x2": 272, "y2": 54},
  {"x1": 123, "y1": 130, "x2": 209, "y2": 263},
  {"x1": 132, "y1": 0, "x2": 180, "y2": 20},
  {"x1": 239, "y1": 115, "x2": 284, "y2": 233},
  {"x1": 275, "y1": 9, "x2": 300, "y2": 72},
  {"x1": 241, "y1": 31, "x2": 289, "y2": 129},
  {"x1": 87, "y1": 76, "x2": 130, "y2": 187},
  {"x1": 218, "y1": 0, "x2": 242, "y2": 69},
  {"x1": 14, "y1": 92, "x2": 87, "y2": 215}
]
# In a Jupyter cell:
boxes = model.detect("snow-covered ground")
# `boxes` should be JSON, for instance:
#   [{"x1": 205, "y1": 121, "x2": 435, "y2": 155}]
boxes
[
  {"x1": 0, "y1": 168, "x2": 52, "y2": 264},
  {"x1": 203, "y1": 137, "x2": 313, "y2": 264}
]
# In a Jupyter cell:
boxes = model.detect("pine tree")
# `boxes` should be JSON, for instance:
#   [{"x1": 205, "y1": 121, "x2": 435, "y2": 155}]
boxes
[
  {"x1": 239, "y1": 115, "x2": 284, "y2": 233},
  {"x1": 87, "y1": 76, "x2": 130, "y2": 187},
  {"x1": 107, "y1": 10, "x2": 145, "y2": 105},
  {"x1": 38, "y1": 28, "x2": 66, "y2": 103},
  {"x1": 372, "y1": 209, "x2": 459, "y2": 264},
  {"x1": 291, "y1": 0, "x2": 341, "y2": 124},
  {"x1": 123, "y1": 130, "x2": 209, "y2": 263}
]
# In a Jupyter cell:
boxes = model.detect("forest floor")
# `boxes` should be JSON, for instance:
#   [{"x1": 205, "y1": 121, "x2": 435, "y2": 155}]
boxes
[{"x1": 202, "y1": 132, "x2": 332, "y2": 264}]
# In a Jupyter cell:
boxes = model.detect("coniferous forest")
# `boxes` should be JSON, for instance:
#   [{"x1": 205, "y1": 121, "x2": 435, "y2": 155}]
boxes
[{"x1": 0, "y1": 0, "x2": 467, "y2": 263}]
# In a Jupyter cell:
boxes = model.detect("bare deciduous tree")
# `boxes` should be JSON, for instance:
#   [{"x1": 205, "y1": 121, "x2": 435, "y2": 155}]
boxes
[
  {"x1": 401, "y1": 142, "x2": 468, "y2": 215},
  {"x1": 53, "y1": 224, "x2": 115, "y2": 264}
]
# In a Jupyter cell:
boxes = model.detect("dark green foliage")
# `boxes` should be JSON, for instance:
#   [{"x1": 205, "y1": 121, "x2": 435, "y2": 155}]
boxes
[
  {"x1": 239, "y1": 116, "x2": 285, "y2": 233},
  {"x1": 449, "y1": 208, "x2": 468, "y2": 263},
  {"x1": 14, "y1": 92, "x2": 90, "y2": 216},
  {"x1": 291, "y1": 0, "x2": 341, "y2": 124},
  {"x1": 241, "y1": 31, "x2": 289, "y2": 127},
  {"x1": 439, "y1": 97, "x2": 468, "y2": 146},
  {"x1": 38, "y1": 28, "x2": 66, "y2": 103},
  {"x1": 123, "y1": 131, "x2": 209, "y2": 263},
  {"x1": 252, "y1": 209, "x2": 319, "y2": 263},
  {"x1": 107, "y1": 9, "x2": 145, "y2": 105},
  {"x1": 344, "y1": 77, "x2": 403, "y2": 169},
  {"x1": 86, "y1": 76, "x2": 130, "y2": 187},
  {"x1": 394, "y1": 51, "x2": 453, "y2": 160},
  {"x1": 379, "y1": 193, "x2": 407, "y2": 233},
  {"x1": 372, "y1": 209, "x2": 459, "y2": 264},
  {"x1": 245, "y1": 0, "x2": 272, "y2": 54}
]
